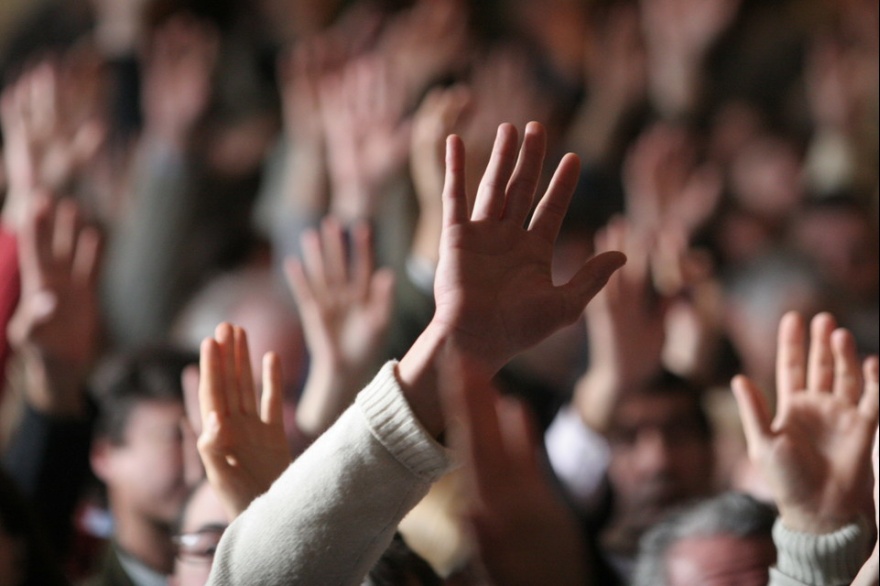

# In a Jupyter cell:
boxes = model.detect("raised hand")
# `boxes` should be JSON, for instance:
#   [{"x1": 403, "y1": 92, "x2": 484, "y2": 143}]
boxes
[
  {"x1": 197, "y1": 323, "x2": 291, "y2": 518},
  {"x1": 574, "y1": 218, "x2": 666, "y2": 432},
  {"x1": 377, "y1": 0, "x2": 472, "y2": 105},
  {"x1": 320, "y1": 54, "x2": 412, "y2": 222},
  {"x1": 141, "y1": 14, "x2": 218, "y2": 150},
  {"x1": 409, "y1": 85, "x2": 471, "y2": 266},
  {"x1": 7, "y1": 193, "x2": 102, "y2": 416},
  {"x1": 397, "y1": 121, "x2": 626, "y2": 436},
  {"x1": 1, "y1": 53, "x2": 106, "y2": 229},
  {"x1": 284, "y1": 217, "x2": 395, "y2": 437},
  {"x1": 640, "y1": 0, "x2": 741, "y2": 117},
  {"x1": 623, "y1": 122, "x2": 722, "y2": 236},
  {"x1": 732, "y1": 311, "x2": 879, "y2": 534}
]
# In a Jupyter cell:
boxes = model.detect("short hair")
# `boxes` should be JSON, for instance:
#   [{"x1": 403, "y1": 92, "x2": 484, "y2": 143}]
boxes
[
  {"x1": 91, "y1": 346, "x2": 198, "y2": 445},
  {"x1": 631, "y1": 491, "x2": 777, "y2": 586},
  {"x1": 609, "y1": 369, "x2": 714, "y2": 442}
]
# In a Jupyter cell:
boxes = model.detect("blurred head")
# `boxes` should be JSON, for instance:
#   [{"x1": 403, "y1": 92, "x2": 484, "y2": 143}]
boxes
[
  {"x1": 90, "y1": 347, "x2": 202, "y2": 532},
  {"x1": 722, "y1": 249, "x2": 828, "y2": 390},
  {"x1": 169, "y1": 480, "x2": 229, "y2": 586},
  {"x1": 173, "y1": 267, "x2": 306, "y2": 396},
  {"x1": 632, "y1": 492, "x2": 777, "y2": 586},
  {"x1": 789, "y1": 195, "x2": 879, "y2": 303},
  {"x1": 606, "y1": 371, "x2": 714, "y2": 534}
]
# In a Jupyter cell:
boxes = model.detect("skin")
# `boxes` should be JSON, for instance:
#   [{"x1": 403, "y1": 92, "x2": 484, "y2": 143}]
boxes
[
  {"x1": 606, "y1": 391, "x2": 714, "y2": 536},
  {"x1": 732, "y1": 312, "x2": 878, "y2": 535},
  {"x1": 92, "y1": 399, "x2": 201, "y2": 574},
  {"x1": 198, "y1": 121, "x2": 627, "y2": 585},
  {"x1": 170, "y1": 481, "x2": 230, "y2": 586}
]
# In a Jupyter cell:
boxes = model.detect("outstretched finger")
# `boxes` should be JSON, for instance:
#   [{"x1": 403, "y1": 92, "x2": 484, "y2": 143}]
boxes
[
  {"x1": 260, "y1": 351, "x2": 284, "y2": 426},
  {"x1": 472, "y1": 123, "x2": 518, "y2": 221},
  {"x1": 350, "y1": 221, "x2": 375, "y2": 299},
  {"x1": 807, "y1": 312, "x2": 836, "y2": 393},
  {"x1": 284, "y1": 258, "x2": 316, "y2": 311},
  {"x1": 562, "y1": 250, "x2": 627, "y2": 323},
  {"x1": 831, "y1": 328, "x2": 861, "y2": 404},
  {"x1": 527, "y1": 153, "x2": 581, "y2": 245},
  {"x1": 320, "y1": 216, "x2": 348, "y2": 288},
  {"x1": 442, "y1": 134, "x2": 468, "y2": 228},
  {"x1": 501, "y1": 121, "x2": 545, "y2": 226},
  {"x1": 72, "y1": 225, "x2": 103, "y2": 288},
  {"x1": 731, "y1": 374, "x2": 772, "y2": 461},
  {"x1": 234, "y1": 326, "x2": 257, "y2": 415},
  {"x1": 52, "y1": 198, "x2": 80, "y2": 270},
  {"x1": 300, "y1": 228, "x2": 328, "y2": 294},
  {"x1": 776, "y1": 311, "x2": 806, "y2": 412},
  {"x1": 859, "y1": 356, "x2": 879, "y2": 420},
  {"x1": 199, "y1": 337, "x2": 228, "y2": 422},
  {"x1": 215, "y1": 323, "x2": 239, "y2": 414}
]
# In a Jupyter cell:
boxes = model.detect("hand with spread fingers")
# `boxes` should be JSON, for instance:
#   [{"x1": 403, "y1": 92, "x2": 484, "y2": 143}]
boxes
[
  {"x1": 197, "y1": 323, "x2": 291, "y2": 519},
  {"x1": 7, "y1": 193, "x2": 103, "y2": 416},
  {"x1": 732, "y1": 311, "x2": 880, "y2": 535},
  {"x1": 397, "y1": 121, "x2": 626, "y2": 436},
  {"x1": 285, "y1": 217, "x2": 395, "y2": 438},
  {"x1": 574, "y1": 217, "x2": 666, "y2": 433}
]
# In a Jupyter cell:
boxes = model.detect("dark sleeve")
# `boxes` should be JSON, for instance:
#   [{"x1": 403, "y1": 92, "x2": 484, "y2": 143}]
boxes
[{"x1": 3, "y1": 400, "x2": 95, "y2": 559}]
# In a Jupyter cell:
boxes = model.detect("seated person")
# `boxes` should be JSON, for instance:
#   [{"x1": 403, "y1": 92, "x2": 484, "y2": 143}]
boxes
[{"x1": 85, "y1": 346, "x2": 202, "y2": 586}]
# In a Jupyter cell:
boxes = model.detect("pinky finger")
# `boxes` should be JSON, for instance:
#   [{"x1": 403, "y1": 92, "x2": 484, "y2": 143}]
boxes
[
  {"x1": 858, "y1": 356, "x2": 879, "y2": 420},
  {"x1": 260, "y1": 352, "x2": 284, "y2": 426},
  {"x1": 731, "y1": 375, "x2": 773, "y2": 462}
]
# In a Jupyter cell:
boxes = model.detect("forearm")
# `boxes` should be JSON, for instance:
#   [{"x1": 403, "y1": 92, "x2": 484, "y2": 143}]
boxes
[{"x1": 209, "y1": 361, "x2": 452, "y2": 585}]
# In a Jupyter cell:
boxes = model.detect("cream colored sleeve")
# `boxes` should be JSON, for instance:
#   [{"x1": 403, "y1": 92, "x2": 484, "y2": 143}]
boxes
[{"x1": 208, "y1": 361, "x2": 453, "y2": 586}]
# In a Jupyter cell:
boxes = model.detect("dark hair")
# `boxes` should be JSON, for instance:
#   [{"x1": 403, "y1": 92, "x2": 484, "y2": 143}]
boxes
[
  {"x1": 91, "y1": 346, "x2": 198, "y2": 445},
  {"x1": 619, "y1": 369, "x2": 714, "y2": 441}
]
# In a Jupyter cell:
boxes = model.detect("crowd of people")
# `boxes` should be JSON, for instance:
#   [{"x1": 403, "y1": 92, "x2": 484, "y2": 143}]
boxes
[{"x1": 0, "y1": 0, "x2": 877, "y2": 584}]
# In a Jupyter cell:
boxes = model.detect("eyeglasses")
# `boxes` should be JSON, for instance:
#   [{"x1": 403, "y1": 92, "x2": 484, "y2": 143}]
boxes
[{"x1": 172, "y1": 525, "x2": 227, "y2": 564}]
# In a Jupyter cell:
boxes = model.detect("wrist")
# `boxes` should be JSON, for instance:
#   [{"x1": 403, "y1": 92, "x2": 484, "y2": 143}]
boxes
[
  {"x1": 397, "y1": 320, "x2": 498, "y2": 439},
  {"x1": 573, "y1": 369, "x2": 627, "y2": 434},
  {"x1": 779, "y1": 505, "x2": 863, "y2": 536},
  {"x1": 19, "y1": 350, "x2": 88, "y2": 418}
]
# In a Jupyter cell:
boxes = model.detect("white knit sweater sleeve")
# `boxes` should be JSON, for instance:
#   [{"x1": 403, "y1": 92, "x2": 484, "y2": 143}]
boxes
[
  {"x1": 207, "y1": 361, "x2": 453, "y2": 586},
  {"x1": 769, "y1": 517, "x2": 871, "y2": 586}
]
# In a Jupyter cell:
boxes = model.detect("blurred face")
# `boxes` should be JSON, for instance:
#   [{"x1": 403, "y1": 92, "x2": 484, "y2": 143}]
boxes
[
  {"x1": 171, "y1": 482, "x2": 229, "y2": 586},
  {"x1": 665, "y1": 534, "x2": 775, "y2": 586},
  {"x1": 98, "y1": 400, "x2": 196, "y2": 526},
  {"x1": 791, "y1": 208, "x2": 879, "y2": 300},
  {"x1": 607, "y1": 392, "x2": 714, "y2": 527}
]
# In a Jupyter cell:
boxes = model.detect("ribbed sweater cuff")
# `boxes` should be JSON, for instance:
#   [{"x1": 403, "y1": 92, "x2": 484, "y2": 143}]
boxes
[
  {"x1": 356, "y1": 361, "x2": 452, "y2": 482},
  {"x1": 772, "y1": 517, "x2": 870, "y2": 585}
]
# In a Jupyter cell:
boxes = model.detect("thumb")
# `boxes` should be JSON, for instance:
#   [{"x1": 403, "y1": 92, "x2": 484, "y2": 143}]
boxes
[
  {"x1": 564, "y1": 251, "x2": 627, "y2": 319},
  {"x1": 731, "y1": 375, "x2": 772, "y2": 462}
]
